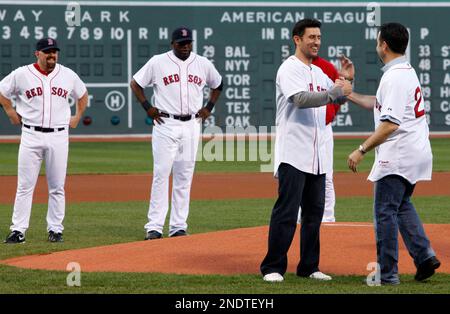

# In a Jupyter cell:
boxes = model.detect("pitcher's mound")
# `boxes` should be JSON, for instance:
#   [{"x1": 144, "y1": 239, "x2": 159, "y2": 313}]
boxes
[{"x1": 1, "y1": 223, "x2": 449, "y2": 275}]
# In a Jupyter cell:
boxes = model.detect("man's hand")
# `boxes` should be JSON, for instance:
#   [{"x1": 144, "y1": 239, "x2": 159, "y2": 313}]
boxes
[
  {"x1": 196, "y1": 107, "x2": 211, "y2": 121},
  {"x1": 339, "y1": 54, "x2": 355, "y2": 81},
  {"x1": 347, "y1": 149, "x2": 364, "y2": 173},
  {"x1": 147, "y1": 107, "x2": 165, "y2": 125},
  {"x1": 334, "y1": 78, "x2": 353, "y2": 96}
]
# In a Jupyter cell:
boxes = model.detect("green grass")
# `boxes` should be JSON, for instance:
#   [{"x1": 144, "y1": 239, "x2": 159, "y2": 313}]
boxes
[
  {"x1": 0, "y1": 138, "x2": 448, "y2": 294},
  {"x1": 0, "y1": 197, "x2": 449, "y2": 294},
  {"x1": 0, "y1": 138, "x2": 449, "y2": 175},
  {"x1": 0, "y1": 267, "x2": 448, "y2": 294}
]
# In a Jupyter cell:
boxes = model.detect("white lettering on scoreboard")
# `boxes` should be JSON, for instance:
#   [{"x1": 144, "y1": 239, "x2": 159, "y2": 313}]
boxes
[
  {"x1": 1, "y1": 6, "x2": 448, "y2": 132},
  {"x1": 224, "y1": 46, "x2": 252, "y2": 128},
  {"x1": 440, "y1": 42, "x2": 450, "y2": 125},
  {"x1": 0, "y1": 8, "x2": 135, "y2": 40}
]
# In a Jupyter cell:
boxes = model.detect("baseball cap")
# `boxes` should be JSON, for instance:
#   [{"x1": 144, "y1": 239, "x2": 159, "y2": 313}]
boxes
[
  {"x1": 172, "y1": 27, "x2": 193, "y2": 43},
  {"x1": 36, "y1": 38, "x2": 60, "y2": 52}
]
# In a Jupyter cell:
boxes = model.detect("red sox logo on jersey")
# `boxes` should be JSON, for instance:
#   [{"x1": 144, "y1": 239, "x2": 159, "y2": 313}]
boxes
[
  {"x1": 163, "y1": 74, "x2": 203, "y2": 86},
  {"x1": 25, "y1": 87, "x2": 68, "y2": 99}
]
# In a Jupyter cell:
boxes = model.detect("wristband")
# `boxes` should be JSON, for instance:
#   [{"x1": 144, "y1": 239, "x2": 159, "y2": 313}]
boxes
[
  {"x1": 205, "y1": 101, "x2": 215, "y2": 111},
  {"x1": 358, "y1": 144, "x2": 367, "y2": 155},
  {"x1": 141, "y1": 100, "x2": 152, "y2": 111}
]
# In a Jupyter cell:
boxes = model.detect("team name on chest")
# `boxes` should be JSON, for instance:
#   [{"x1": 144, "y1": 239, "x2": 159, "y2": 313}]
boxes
[
  {"x1": 309, "y1": 83, "x2": 325, "y2": 92},
  {"x1": 163, "y1": 74, "x2": 203, "y2": 86},
  {"x1": 25, "y1": 86, "x2": 68, "y2": 99}
]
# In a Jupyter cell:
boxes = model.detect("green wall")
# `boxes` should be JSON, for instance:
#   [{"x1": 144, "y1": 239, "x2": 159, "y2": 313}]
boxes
[{"x1": 0, "y1": 1, "x2": 449, "y2": 135}]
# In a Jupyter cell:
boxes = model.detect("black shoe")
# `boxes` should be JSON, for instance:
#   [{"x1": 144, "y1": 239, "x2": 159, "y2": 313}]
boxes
[
  {"x1": 4, "y1": 230, "x2": 25, "y2": 244},
  {"x1": 48, "y1": 231, "x2": 64, "y2": 243},
  {"x1": 170, "y1": 230, "x2": 188, "y2": 237},
  {"x1": 145, "y1": 230, "x2": 162, "y2": 240},
  {"x1": 415, "y1": 256, "x2": 441, "y2": 281}
]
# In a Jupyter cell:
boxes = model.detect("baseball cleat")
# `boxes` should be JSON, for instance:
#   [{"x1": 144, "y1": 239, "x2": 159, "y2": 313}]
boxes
[
  {"x1": 309, "y1": 271, "x2": 332, "y2": 281},
  {"x1": 415, "y1": 256, "x2": 441, "y2": 281},
  {"x1": 48, "y1": 231, "x2": 64, "y2": 243},
  {"x1": 169, "y1": 230, "x2": 188, "y2": 237},
  {"x1": 4, "y1": 230, "x2": 26, "y2": 244},
  {"x1": 145, "y1": 230, "x2": 162, "y2": 240},
  {"x1": 263, "y1": 273, "x2": 284, "y2": 282}
]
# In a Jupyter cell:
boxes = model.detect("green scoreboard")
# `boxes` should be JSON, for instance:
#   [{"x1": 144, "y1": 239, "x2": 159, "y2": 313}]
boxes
[{"x1": 0, "y1": 1, "x2": 449, "y2": 135}]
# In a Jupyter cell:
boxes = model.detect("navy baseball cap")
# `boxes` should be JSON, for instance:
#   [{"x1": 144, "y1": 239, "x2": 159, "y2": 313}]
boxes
[
  {"x1": 172, "y1": 27, "x2": 193, "y2": 43},
  {"x1": 36, "y1": 38, "x2": 60, "y2": 52}
]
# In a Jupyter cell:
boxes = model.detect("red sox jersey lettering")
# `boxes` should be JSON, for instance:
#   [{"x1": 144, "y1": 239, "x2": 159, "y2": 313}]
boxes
[
  {"x1": 133, "y1": 50, "x2": 222, "y2": 115},
  {"x1": 309, "y1": 84, "x2": 324, "y2": 92},
  {"x1": 163, "y1": 74, "x2": 180, "y2": 86},
  {"x1": 25, "y1": 87, "x2": 68, "y2": 99},
  {"x1": 51, "y1": 87, "x2": 69, "y2": 99},
  {"x1": 188, "y1": 74, "x2": 202, "y2": 86},
  {"x1": 163, "y1": 74, "x2": 203, "y2": 87},
  {"x1": 25, "y1": 87, "x2": 43, "y2": 99}
]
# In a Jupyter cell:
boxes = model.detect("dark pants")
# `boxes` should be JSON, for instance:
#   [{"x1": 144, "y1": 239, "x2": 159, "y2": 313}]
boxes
[
  {"x1": 374, "y1": 175, "x2": 435, "y2": 284},
  {"x1": 260, "y1": 163, "x2": 325, "y2": 276}
]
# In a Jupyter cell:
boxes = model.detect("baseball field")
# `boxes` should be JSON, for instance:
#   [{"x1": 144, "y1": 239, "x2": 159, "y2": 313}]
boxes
[{"x1": 0, "y1": 137, "x2": 449, "y2": 294}]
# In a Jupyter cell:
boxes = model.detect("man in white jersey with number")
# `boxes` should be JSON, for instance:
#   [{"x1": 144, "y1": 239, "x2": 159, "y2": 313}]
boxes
[
  {"x1": 0, "y1": 38, "x2": 88, "y2": 244},
  {"x1": 347, "y1": 23, "x2": 440, "y2": 284},
  {"x1": 130, "y1": 26, "x2": 223, "y2": 240}
]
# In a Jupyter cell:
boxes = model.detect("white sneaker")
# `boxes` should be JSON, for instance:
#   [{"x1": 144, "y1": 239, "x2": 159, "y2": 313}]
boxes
[
  {"x1": 263, "y1": 272, "x2": 284, "y2": 282},
  {"x1": 309, "y1": 271, "x2": 332, "y2": 281}
]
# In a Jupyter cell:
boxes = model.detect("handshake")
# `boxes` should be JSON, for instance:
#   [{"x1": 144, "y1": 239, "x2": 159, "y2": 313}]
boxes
[{"x1": 333, "y1": 77, "x2": 353, "y2": 96}]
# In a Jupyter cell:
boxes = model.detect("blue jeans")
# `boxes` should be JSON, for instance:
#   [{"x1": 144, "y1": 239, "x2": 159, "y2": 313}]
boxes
[{"x1": 374, "y1": 175, "x2": 435, "y2": 284}]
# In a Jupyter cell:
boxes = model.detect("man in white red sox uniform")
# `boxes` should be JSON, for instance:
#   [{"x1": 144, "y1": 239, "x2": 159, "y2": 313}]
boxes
[
  {"x1": 130, "y1": 27, "x2": 223, "y2": 240},
  {"x1": 348, "y1": 23, "x2": 440, "y2": 284},
  {"x1": 260, "y1": 19, "x2": 352, "y2": 282},
  {"x1": 0, "y1": 38, "x2": 88, "y2": 244}
]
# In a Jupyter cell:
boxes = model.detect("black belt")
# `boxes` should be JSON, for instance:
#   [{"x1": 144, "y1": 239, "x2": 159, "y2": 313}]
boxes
[
  {"x1": 158, "y1": 111, "x2": 199, "y2": 122},
  {"x1": 23, "y1": 124, "x2": 65, "y2": 133}
]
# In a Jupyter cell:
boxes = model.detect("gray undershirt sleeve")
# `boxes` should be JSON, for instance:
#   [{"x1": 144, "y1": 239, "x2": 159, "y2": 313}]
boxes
[
  {"x1": 380, "y1": 115, "x2": 401, "y2": 125},
  {"x1": 290, "y1": 86, "x2": 344, "y2": 108}
]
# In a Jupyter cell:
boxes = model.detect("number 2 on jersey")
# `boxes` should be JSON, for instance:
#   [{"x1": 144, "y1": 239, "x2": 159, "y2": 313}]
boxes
[{"x1": 414, "y1": 86, "x2": 425, "y2": 118}]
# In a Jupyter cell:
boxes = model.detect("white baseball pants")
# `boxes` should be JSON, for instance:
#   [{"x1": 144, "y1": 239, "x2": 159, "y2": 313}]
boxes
[
  {"x1": 145, "y1": 117, "x2": 201, "y2": 236},
  {"x1": 322, "y1": 170, "x2": 336, "y2": 222},
  {"x1": 322, "y1": 124, "x2": 335, "y2": 222},
  {"x1": 11, "y1": 126, "x2": 68, "y2": 234}
]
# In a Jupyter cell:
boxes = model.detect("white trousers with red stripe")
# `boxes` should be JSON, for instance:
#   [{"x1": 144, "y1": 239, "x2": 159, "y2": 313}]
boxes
[
  {"x1": 145, "y1": 117, "x2": 201, "y2": 236},
  {"x1": 11, "y1": 126, "x2": 68, "y2": 234}
]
